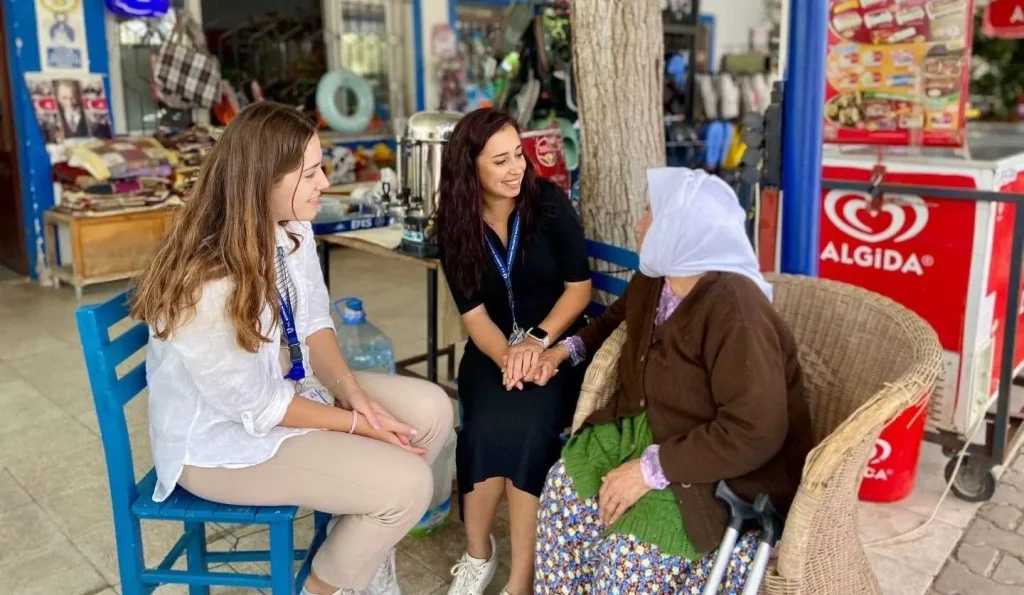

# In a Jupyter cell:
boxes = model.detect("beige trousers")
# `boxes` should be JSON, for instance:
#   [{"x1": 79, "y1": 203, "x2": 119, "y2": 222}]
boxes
[{"x1": 178, "y1": 371, "x2": 455, "y2": 590}]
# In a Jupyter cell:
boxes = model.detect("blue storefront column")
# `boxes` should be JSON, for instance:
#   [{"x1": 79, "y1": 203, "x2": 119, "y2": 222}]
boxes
[
  {"x1": 3, "y1": 0, "x2": 111, "y2": 280},
  {"x1": 780, "y1": 0, "x2": 828, "y2": 276}
]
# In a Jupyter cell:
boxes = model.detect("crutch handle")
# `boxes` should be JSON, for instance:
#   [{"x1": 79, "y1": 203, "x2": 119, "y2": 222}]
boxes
[
  {"x1": 715, "y1": 480, "x2": 759, "y2": 530},
  {"x1": 740, "y1": 495, "x2": 787, "y2": 595},
  {"x1": 754, "y1": 494, "x2": 785, "y2": 547},
  {"x1": 704, "y1": 481, "x2": 759, "y2": 595}
]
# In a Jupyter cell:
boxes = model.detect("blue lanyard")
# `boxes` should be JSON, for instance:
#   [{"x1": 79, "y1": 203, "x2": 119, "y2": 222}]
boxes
[
  {"x1": 278, "y1": 288, "x2": 305, "y2": 384},
  {"x1": 484, "y1": 212, "x2": 522, "y2": 329}
]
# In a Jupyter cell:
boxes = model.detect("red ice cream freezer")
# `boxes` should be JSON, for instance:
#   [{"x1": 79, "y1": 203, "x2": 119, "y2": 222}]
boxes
[
  {"x1": 824, "y1": 145, "x2": 1024, "y2": 428},
  {"x1": 759, "y1": 124, "x2": 1024, "y2": 501}
]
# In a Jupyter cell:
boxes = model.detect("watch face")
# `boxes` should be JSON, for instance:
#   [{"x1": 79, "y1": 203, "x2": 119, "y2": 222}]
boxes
[{"x1": 529, "y1": 328, "x2": 549, "y2": 340}]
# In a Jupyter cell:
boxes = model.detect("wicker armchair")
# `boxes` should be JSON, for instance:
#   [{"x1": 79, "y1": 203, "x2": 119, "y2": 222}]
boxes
[{"x1": 570, "y1": 273, "x2": 943, "y2": 594}]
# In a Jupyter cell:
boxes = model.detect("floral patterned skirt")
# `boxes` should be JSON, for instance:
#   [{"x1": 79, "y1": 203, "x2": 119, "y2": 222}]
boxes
[{"x1": 534, "y1": 461, "x2": 760, "y2": 595}]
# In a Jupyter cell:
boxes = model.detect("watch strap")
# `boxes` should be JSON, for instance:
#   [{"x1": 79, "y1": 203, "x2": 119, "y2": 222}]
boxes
[{"x1": 527, "y1": 327, "x2": 550, "y2": 348}]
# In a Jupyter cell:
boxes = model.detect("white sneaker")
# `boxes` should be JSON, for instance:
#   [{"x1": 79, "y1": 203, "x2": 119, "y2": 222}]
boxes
[
  {"x1": 447, "y1": 535, "x2": 497, "y2": 595},
  {"x1": 366, "y1": 547, "x2": 402, "y2": 595}
]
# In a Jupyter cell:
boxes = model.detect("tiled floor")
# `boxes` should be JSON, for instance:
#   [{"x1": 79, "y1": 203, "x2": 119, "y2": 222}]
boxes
[
  {"x1": 0, "y1": 246, "x2": 1012, "y2": 594},
  {"x1": 0, "y1": 265, "x2": 23, "y2": 282}
]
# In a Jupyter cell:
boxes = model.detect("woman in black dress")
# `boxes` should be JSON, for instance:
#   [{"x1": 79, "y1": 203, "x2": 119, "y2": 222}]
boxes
[{"x1": 435, "y1": 108, "x2": 592, "y2": 595}]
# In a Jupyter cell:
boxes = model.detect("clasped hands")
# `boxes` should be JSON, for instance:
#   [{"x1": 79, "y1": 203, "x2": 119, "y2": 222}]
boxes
[
  {"x1": 500, "y1": 339, "x2": 567, "y2": 390},
  {"x1": 333, "y1": 375, "x2": 426, "y2": 455},
  {"x1": 500, "y1": 341, "x2": 653, "y2": 523}
]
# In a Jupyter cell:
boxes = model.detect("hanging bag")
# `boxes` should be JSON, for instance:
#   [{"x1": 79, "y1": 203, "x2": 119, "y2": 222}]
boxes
[{"x1": 152, "y1": 12, "x2": 221, "y2": 109}]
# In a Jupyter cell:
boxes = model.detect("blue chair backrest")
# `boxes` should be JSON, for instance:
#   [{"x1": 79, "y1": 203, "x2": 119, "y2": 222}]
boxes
[
  {"x1": 75, "y1": 291, "x2": 149, "y2": 525},
  {"x1": 585, "y1": 239, "x2": 639, "y2": 317}
]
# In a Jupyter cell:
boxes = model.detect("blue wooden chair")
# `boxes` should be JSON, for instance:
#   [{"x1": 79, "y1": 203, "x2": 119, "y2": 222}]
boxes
[
  {"x1": 76, "y1": 290, "x2": 332, "y2": 595},
  {"x1": 584, "y1": 239, "x2": 639, "y2": 316}
]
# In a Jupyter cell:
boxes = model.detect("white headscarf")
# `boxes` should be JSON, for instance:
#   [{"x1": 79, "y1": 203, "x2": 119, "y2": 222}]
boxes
[{"x1": 639, "y1": 167, "x2": 773, "y2": 301}]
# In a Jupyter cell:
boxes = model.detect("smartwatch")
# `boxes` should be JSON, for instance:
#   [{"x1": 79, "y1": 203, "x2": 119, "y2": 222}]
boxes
[{"x1": 526, "y1": 327, "x2": 550, "y2": 348}]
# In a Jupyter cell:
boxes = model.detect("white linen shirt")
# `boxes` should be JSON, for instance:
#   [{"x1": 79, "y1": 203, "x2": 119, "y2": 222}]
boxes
[{"x1": 146, "y1": 222, "x2": 335, "y2": 502}]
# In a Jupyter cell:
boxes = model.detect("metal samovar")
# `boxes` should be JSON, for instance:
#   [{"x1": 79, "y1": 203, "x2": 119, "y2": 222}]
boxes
[{"x1": 393, "y1": 110, "x2": 463, "y2": 258}]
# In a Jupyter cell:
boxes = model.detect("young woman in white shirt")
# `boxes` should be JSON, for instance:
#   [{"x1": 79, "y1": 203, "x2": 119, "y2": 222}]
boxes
[{"x1": 132, "y1": 102, "x2": 454, "y2": 595}]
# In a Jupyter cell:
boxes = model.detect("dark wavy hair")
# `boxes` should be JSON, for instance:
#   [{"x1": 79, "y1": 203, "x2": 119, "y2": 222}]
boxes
[{"x1": 434, "y1": 108, "x2": 539, "y2": 297}]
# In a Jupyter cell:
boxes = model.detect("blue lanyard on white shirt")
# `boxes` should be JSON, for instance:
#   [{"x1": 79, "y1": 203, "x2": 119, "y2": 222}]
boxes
[
  {"x1": 279, "y1": 298, "x2": 305, "y2": 382},
  {"x1": 484, "y1": 212, "x2": 522, "y2": 332},
  {"x1": 277, "y1": 247, "x2": 305, "y2": 383}
]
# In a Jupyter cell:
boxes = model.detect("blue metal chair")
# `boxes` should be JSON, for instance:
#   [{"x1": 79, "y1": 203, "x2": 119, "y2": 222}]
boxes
[
  {"x1": 584, "y1": 239, "x2": 639, "y2": 315},
  {"x1": 76, "y1": 290, "x2": 331, "y2": 595},
  {"x1": 555, "y1": 240, "x2": 638, "y2": 445}
]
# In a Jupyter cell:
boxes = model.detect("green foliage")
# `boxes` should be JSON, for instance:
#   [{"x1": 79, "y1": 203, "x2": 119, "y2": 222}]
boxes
[{"x1": 971, "y1": 13, "x2": 1024, "y2": 119}]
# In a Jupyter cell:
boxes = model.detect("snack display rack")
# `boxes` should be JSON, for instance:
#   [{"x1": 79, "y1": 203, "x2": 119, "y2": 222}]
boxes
[{"x1": 824, "y1": 0, "x2": 974, "y2": 147}]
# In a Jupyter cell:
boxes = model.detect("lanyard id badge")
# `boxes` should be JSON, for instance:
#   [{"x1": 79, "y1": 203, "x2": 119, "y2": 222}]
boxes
[
  {"x1": 279, "y1": 294, "x2": 306, "y2": 385},
  {"x1": 484, "y1": 212, "x2": 525, "y2": 345},
  {"x1": 276, "y1": 246, "x2": 305, "y2": 385}
]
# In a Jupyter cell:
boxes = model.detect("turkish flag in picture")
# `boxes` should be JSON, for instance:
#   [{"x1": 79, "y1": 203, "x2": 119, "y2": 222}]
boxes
[{"x1": 984, "y1": 0, "x2": 1024, "y2": 38}]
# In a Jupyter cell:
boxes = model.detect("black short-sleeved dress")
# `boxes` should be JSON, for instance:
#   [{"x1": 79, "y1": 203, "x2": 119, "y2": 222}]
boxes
[{"x1": 441, "y1": 180, "x2": 591, "y2": 501}]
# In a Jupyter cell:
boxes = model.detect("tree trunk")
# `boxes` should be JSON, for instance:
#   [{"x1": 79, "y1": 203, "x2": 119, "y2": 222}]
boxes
[{"x1": 572, "y1": 0, "x2": 665, "y2": 252}]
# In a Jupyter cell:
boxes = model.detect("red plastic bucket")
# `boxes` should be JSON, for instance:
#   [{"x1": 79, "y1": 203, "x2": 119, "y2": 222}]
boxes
[{"x1": 858, "y1": 392, "x2": 931, "y2": 503}]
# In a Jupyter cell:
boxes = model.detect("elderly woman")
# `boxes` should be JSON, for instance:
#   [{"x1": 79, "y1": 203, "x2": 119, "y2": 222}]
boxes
[{"x1": 527, "y1": 168, "x2": 815, "y2": 594}]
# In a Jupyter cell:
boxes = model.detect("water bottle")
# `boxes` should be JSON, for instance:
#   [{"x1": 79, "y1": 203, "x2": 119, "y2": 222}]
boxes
[
  {"x1": 332, "y1": 297, "x2": 396, "y2": 374},
  {"x1": 409, "y1": 428, "x2": 457, "y2": 537}
]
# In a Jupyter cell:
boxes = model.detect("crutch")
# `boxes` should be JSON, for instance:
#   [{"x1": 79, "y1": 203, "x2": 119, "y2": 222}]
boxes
[
  {"x1": 702, "y1": 481, "x2": 759, "y2": 595},
  {"x1": 741, "y1": 494, "x2": 785, "y2": 595}
]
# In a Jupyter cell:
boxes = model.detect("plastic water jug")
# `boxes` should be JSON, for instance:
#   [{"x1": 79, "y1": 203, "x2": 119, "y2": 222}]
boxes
[
  {"x1": 332, "y1": 298, "x2": 396, "y2": 374},
  {"x1": 409, "y1": 428, "x2": 457, "y2": 536}
]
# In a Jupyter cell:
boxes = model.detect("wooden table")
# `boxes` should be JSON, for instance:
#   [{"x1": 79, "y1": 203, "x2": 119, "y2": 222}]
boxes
[
  {"x1": 43, "y1": 207, "x2": 176, "y2": 298},
  {"x1": 317, "y1": 233, "x2": 456, "y2": 387}
]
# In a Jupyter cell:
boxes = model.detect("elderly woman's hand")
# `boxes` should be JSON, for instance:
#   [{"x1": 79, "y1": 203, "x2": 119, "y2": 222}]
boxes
[
  {"x1": 524, "y1": 344, "x2": 569, "y2": 386},
  {"x1": 502, "y1": 339, "x2": 545, "y2": 389},
  {"x1": 598, "y1": 459, "x2": 651, "y2": 526}
]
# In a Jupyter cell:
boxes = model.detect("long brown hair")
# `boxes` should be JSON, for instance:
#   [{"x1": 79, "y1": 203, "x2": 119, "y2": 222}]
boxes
[
  {"x1": 434, "y1": 108, "x2": 539, "y2": 297},
  {"x1": 131, "y1": 102, "x2": 316, "y2": 352}
]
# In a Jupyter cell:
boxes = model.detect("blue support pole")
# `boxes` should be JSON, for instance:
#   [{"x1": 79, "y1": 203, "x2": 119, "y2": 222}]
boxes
[
  {"x1": 413, "y1": 0, "x2": 426, "y2": 111},
  {"x1": 780, "y1": 0, "x2": 828, "y2": 276},
  {"x1": 3, "y1": 0, "x2": 113, "y2": 279}
]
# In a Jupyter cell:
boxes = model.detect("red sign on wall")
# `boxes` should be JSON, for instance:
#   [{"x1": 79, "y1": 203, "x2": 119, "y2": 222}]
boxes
[
  {"x1": 983, "y1": 0, "x2": 1024, "y2": 38},
  {"x1": 520, "y1": 127, "x2": 571, "y2": 196}
]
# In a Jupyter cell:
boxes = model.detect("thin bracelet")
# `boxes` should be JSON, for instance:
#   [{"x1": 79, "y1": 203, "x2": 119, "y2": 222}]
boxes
[
  {"x1": 332, "y1": 372, "x2": 356, "y2": 399},
  {"x1": 333, "y1": 372, "x2": 355, "y2": 390},
  {"x1": 348, "y1": 411, "x2": 360, "y2": 434}
]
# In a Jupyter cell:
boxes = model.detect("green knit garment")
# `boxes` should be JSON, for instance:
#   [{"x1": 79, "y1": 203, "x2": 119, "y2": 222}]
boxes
[{"x1": 561, "y1": 412, "x2": 699, "y2": 560}]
